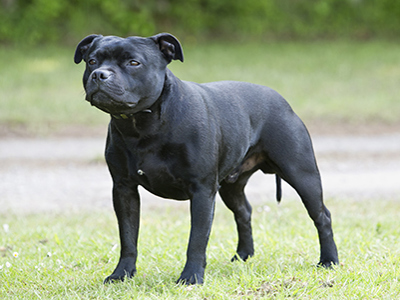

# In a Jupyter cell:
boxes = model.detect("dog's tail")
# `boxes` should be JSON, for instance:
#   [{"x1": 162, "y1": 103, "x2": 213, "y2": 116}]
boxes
[{"x1": 275, "y1": 174, "x2": 282, "y2": 203}]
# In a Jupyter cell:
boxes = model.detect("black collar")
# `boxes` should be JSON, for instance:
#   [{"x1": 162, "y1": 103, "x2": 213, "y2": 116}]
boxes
[{"x1": 111, "y1": 109, "x2": 152, "y2": 119}]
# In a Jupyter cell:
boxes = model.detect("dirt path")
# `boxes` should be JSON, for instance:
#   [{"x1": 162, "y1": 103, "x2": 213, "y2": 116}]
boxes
[{"x1": 1, "y1": 133, "x2": 400, "y2": 214}]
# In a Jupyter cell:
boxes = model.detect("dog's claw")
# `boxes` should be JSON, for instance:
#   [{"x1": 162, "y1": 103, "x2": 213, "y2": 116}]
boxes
[
  {"x1": 103, "y1": 266, "x2": 136, "y2": 284},
  {"x1": 176, "y1": 276, "x2": 203, "y2": 285},
  {"x1": 104, "y1": 276, "x2": 121, "y2": 284},
  {"x1": 103, "y1": 273, "x2": 128, "y2": 284},
  {"x1": 317, "y1": 260, "x2": 338, "y2": 269},
  {"x1": 176, "y1": 271, "x2": 204, "y2": 285},
  {"x1": 231, "y1": 252, "x2": 253, "y2": 262}
]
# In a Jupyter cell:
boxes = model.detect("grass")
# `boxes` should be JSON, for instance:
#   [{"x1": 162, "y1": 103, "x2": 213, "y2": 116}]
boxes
[
  {"x1": 1, "y1": 40, "x2": 400, "y2": 135},
  {"x1": 1, "y1": 197, "x2": 400, "y2": 299}
]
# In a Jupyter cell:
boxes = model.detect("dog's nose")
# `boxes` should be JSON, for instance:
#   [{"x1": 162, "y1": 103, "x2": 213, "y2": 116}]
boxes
[{"x1": 91, "y1": 69, "x2": 113, "y2": 82}]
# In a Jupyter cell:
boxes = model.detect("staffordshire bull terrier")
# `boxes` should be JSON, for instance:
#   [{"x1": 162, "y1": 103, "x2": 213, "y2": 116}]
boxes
[{"x1": 74, "y1": 33, "x2": 338, "y2": 285}]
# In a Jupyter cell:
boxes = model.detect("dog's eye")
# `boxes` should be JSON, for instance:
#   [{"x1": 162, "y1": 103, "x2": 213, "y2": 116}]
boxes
[
  {"x1": 128, "y1": 60, "x2": 140, "y2": 66},
  {"x1": 88, "y1": 59, "x2": 96, "y2": 65}
]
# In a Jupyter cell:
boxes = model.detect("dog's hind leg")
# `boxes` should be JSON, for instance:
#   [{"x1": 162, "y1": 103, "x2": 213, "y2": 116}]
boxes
[
  {"x1": 263, "y1": 125, "x2": 339, "y2": 266},
  {"x1": 219, "y1": 172, "x2": 255, "y2": 262},
  {"x1": 281, "y1": 168, "x2": 339, "y2": 267}
]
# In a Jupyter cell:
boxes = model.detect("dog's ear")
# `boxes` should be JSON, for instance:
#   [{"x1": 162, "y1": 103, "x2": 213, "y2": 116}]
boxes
[
  {"x1": 150, "y1": 33, "x2": 184, "y2": 63},
  {"x1": 74, "y1": 34, "x2": 102, "y2": 64}
]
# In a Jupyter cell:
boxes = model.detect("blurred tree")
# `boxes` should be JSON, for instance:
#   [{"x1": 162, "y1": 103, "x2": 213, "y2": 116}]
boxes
[{"x1": 0, "y1": 0, "x2": 399, "y2": 45}]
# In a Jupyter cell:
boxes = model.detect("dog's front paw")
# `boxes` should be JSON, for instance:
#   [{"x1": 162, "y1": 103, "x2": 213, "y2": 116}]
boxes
[
  {"x1": 104, "y1": 272, "x2": 131, "y2": 284},
  {"x1": 104, "y1": 269, "x2": 135, "y2": 284},
  {"x1": 103, "y1": 258, "x2": 136, "y2": 284},
  {"x1": 176, "y1": 270, "x2": 204, "y2": 285}
]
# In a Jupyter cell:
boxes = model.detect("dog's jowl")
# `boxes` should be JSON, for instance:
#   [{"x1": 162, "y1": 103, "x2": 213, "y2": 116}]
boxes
[{"x1": 74, "y1": 33, "x2": 338, "y2": 285}]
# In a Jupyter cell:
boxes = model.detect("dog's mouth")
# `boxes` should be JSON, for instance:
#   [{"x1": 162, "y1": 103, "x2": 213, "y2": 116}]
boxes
[{"x1": 86, "y1": 90, "x2": 138, "y2": 115}]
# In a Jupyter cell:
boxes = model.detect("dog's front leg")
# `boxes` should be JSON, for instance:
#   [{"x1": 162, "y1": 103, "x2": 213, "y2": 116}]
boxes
[
  {"x1": 104, "y1": 184, "x2": 140, "y2": 283},
  {"x1": 177, "y1": 190, "x2": 216, "y2": 285}
]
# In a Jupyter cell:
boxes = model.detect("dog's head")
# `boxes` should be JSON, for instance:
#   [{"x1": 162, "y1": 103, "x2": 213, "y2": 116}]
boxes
[{"x1": 74, "y1": 33, "x2": 183, "y2": 116}]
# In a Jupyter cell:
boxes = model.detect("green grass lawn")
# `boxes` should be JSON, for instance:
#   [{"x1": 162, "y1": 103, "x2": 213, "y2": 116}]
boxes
[
  {"x1": 1, "y1": 40, "x2": 400, "y2": 135},
  {"x1": 1, "y1": 198, "x2": 400, "y2": 299}
]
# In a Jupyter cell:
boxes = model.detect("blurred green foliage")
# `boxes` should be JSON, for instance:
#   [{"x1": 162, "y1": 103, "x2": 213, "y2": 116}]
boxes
[{"x1": 1, "y1": 0, "x2": 400, "y2": 45}]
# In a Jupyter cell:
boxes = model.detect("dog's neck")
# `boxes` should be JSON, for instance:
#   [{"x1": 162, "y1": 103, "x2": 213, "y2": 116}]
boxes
[
  {"x1": 109, "y1": 95, "x2": 165, "y2": 139},
  {"x1": 109, "y1": 69, "x2": 180, "y2": 138},
  {"x1": 110, "y1": 70, "x2": 174, "y2": 121}
]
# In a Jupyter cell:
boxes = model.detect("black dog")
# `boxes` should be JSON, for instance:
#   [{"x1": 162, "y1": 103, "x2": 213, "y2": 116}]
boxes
[{"x1": 74, "y1": 33, "x2": 338, "y2": 285}]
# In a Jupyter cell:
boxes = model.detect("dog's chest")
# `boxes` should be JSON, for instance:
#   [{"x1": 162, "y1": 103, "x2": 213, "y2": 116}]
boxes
[{"x1": 128, "y1": 141, "x2": 193, "y2": 200}]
